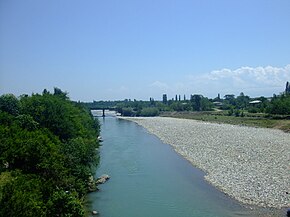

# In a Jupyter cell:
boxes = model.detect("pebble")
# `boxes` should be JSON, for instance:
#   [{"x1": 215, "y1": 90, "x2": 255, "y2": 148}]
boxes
[
  {"x1": 122, "y1": 117, "x2": 290, "y2": 209},
  {"x1": 92, "y1": 210, "x2": 98, "y2": 215}
]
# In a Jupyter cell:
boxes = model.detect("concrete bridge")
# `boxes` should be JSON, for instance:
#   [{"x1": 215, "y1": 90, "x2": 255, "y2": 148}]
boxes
[{"x1": 90, "y1": 107, "x2": 117, "y2": 117}]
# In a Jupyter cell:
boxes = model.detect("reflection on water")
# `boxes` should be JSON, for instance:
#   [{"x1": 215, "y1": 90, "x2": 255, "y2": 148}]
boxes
[{"x1": 88, "y1": 117, "x2": 285, "y2": 217}]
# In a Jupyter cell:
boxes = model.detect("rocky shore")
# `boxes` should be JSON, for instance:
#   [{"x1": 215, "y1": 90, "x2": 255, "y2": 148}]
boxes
[{"x1": 121, "y1": 117, "x2": 290, "y2": 208}]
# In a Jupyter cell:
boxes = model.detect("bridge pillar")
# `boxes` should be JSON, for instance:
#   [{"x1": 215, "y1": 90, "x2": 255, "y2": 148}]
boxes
[{"x1": 102, "y1": 108, "x2": 105, "y2": 117}]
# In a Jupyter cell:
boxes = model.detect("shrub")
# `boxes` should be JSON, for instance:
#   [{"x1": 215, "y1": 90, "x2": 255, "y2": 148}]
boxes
[{"x1": 140, "y1": 107, "x2": 159, "y2": 117}]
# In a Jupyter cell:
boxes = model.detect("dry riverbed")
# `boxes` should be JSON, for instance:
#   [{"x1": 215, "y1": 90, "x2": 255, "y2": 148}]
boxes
[{"x1": 120, "y1": 117, "x2": 290, "y2": 209}]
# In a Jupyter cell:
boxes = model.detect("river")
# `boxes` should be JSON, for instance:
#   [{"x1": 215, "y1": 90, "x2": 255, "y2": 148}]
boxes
[{"x1": 88, "y1": 117, "x2": 283, "y2": 217}]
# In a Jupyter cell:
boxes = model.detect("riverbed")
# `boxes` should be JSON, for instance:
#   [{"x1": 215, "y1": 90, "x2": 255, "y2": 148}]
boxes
[{"x1": 88, "y1": 117, "x2": 286, "y2": 217}]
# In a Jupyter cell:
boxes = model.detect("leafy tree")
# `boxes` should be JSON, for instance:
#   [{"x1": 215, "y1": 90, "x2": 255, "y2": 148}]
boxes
[
  {"x1": 190, "y1": 95, "x2": 212, "y2": 111},
  {"x1": 0, "y1": 172, "x2": 46, "y2": 217},
  {"x1": 121, "y1": 107, "x2": 135, "y2": 116},
  {"x1": 236, "y1": 92, "x2": 250, "y2": 109},
  {"x1": 285, "y1": 81, "x2": 290, "y2": 94},
  {"x1": 53, "y1": 87, "x2": 69, "y2": 100},
  {"x1": 224, "y1": 94, "x2": 236, "y2": 107},
  {"x1": 0, "y1": 94, "x2": 20, "y2": 115},
  {"x1": 15, "y1": 114, "x2": 39, "y2": 130},
  {"x1": 200, "y1": 97, "x2": 213, "y2": 111},
  {"x1": 191, "y1": 95, "x2": 202, "y2": 111},
  {"x1": 0, "y1": 123, "x2": 67, "y2": 184},
  {"x1": 46, "y1": 190, "x2": 85, "y2": 217},
  {"x1": 140, "y1": 107, "x2": 159, "y2": 116},
  {"x1": 61, "y1": 137, "x2": 98, "y2": 184},
  {"x1": 0, "y1": 90, "x2": 100, "y2": 217},
  {"x1": 162, "y1": 94, "x2": 167, "y2": 104},
  {"x1": 20, "y1": 91, "x2": 99, "y2": 142},
  {"x1": 267, "y1": 94, "x2": 290, "y2": 115}
]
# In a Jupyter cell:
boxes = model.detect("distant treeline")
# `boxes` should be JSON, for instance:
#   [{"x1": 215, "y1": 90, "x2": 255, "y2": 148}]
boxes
[
  {"x1": 84, "y1": 90, "x2": 290, "y2": 117},
  {"x1": 0, "y1": 88, "x2": 100, "y2": 217}
]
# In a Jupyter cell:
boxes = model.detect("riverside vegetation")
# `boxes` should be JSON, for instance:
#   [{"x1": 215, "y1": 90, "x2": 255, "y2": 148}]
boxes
[
  {"x1": 0, "y1": 88, "x2": 100, "y2": 217},
  {"x1": 86, "y1": 82, "x2": 290, "y2": 132}
]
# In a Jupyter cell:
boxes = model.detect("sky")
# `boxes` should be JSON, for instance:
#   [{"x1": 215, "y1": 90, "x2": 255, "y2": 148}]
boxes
[{"x1": 0, "y1": 0, "x2": 290, "y2": 101}]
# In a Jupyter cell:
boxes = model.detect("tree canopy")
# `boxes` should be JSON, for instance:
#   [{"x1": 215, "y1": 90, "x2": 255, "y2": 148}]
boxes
[{"x1": 0, "y1": 89, "x2": 100, "y2": 217}]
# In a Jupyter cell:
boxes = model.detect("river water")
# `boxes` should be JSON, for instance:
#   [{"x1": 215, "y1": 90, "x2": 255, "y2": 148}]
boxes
[{"x1": 88, "y1": 117, "x2": 283, "y2": 217}]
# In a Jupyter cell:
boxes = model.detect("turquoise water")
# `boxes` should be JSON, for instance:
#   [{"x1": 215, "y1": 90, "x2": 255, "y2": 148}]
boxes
[{"x1": 88, "y1": 117, "x2": 283, "y2": 217}]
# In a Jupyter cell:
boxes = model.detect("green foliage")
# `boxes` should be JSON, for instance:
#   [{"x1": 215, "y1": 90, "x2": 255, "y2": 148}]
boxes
[
  {"x1": 121, "y1": 107, "x2": 135, "y2": 116},
  {"x1": 234, "y1": 109, "x2": 241, "y2": 117},
  {"x1": 190, "y1": 95, "x2": 213, "y2": 111},
  {"x1": 0, "y1": 89, "x2": 99, "y2": 217},
  {"x1": 140, "y1": 107, "x2": 159, "y2": 117},
  {"x1": 236, "y1": 92, "x2": 250, "y2": 109},
  {"x1": 83, "y1": 86, "x2": 290, "y2": 118},
  {"x1": 240, "y1": 111, "x2": 245, "y2": 117},
  {"x1": 248, "y1": 107, "x2": 259, "y2": 113},
  {"x1": 61, "y1": 137, "x2": 99, "y2": 192},
  {"x1": 0, "y1": 124, "x2": 64, "y2": 178},
  {"x1": 20, "y1": 94, "x2": 77, "y2": 141},
  {"x1": 84, "y1": 94, "x2": 213, "y2": 116},
  {"x1": 0, "y1": 172, "x2": 46, "y2": 217},
  {"x1": 227, "y1": 108, "x2": 234, "y2": 116},
  {"x1": 53, "y1": 87, "x2": 69, "y2": 100},
  {"x1": 20, "y1": 93, "x2": 99, "y2": 142},
  {"x1": 46, "y1": 190, "x2": 85, "y2": 217},
  {"x1": 267, "y1": 94, "x2": 290, "y2": 115},
  {"x1": 190, "y1": 95, "x2": 202, "y2": 111},
  {"x1": 200, "y1": 97, "x2": 213, "y2": 111},
  {"x1": 15, "y1": 114, "x2": 39, "y2": 130},
  {"x1": 0, "y1": 94, "x2": 20, "y2": 115}
]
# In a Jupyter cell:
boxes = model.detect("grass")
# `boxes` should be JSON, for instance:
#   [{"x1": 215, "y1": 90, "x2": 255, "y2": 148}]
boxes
[{"x1": 161, "y1": 111, "x2": 290, "y2": 133}]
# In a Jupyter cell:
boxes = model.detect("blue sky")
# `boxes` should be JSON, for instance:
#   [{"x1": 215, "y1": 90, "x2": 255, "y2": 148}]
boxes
[{"x1": 1, "y1": 0, "x2": 290, "y2": 101}]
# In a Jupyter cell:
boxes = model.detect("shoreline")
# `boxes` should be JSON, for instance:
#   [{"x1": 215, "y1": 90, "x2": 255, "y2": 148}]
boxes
[{"x1": 119, "y1": 117, "x2": 290, "y2": 209}]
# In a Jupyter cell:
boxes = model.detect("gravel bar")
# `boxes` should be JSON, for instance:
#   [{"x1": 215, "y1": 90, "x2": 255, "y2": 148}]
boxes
[{"x1": 120, "y1": 117, "x2": 290, "y2": 208}]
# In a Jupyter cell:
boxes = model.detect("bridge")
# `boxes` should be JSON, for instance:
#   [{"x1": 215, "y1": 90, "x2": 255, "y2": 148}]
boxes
[{"x1": 90, "y1": 107, "x2": 117, "y2": 117}]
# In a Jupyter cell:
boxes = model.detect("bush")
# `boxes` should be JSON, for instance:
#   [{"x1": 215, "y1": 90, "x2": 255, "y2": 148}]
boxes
[
  {"x1": 0, "y1": 172, "x2": 46, "y2": 217},
  {"x1": 46, "y1": 190, "x2": 85, "y2": 217},
  {"x1": 267, "y1": 95, "x2": 290, "y2": 115},
  {"x1": 248, "y1": 107, "x2": 259, "y2": 113},
  {"x1": 227, "y1": 108, "x2": 234, "y2": 116},
  {"x1": 234, "y1": 109, "x2": 241, "y2": 117},
  {"x1": 121, "y1": 107, "x2": 135, "y2": 116},
  {"x1": 140, "y1": 107, "x2": 159, "y2": 117}
]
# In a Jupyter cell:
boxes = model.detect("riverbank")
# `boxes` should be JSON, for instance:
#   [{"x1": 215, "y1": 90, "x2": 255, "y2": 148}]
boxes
[
  {"x1": 161, "y1": 111, "x2": 290, "y2": 133},
  {"x1": 120, "y1": 117, "x2": 290, "y2": 209}
]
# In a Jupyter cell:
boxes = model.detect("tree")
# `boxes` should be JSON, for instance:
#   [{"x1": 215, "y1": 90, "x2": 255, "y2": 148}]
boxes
[
  {"x1": 20, "y1": 93, "x2": 99, "y2": 141},
  {"x1": 162, "y1": 94, "x2": 167, "y2": 104},
  {"x1": 46, "y1": 190, "x2": 85, "y2": 217},
  {"x1": 140, "y1": 107, "x2": 159, "y2": 116},
  {"x1": 0, "y1": 123, "x2": 67, "y2": 184},
  {"x1": 53, "y1": 87, "x2": 69, "y2": 100},
  {"x1": 0, "y1": 172, "x2": 47, "y2": 217},
  {"x1": 42, "y1": 89, "x2": 50, "y2": 95},
  {"x1": 191, "y1": 95, "x2": 202, "y2": 111},
  {"x1": 0, "y1": 94, "x2": 20, "y2": 115},
  {"x1": 286, "y1": 81, "x2": 290, "y2": 94},
  {"x1": 0, "y1": 90, "x2": 100, "y2": 217},
  {"x1": 200, "y1": 97, "x2": 213, "y2": 111},
  {"x1": 267, "y1": 94, "x2": 290, "y2": 115},
  {"x1": 121, "y1": 107, "x2": 134, "y2": 116},
  {"x1": 236, "y1": 92, "x2": 250, "y2": 109},
  {"x1": 223, "y1": 94, "x2": 236, "y2": 108}
]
